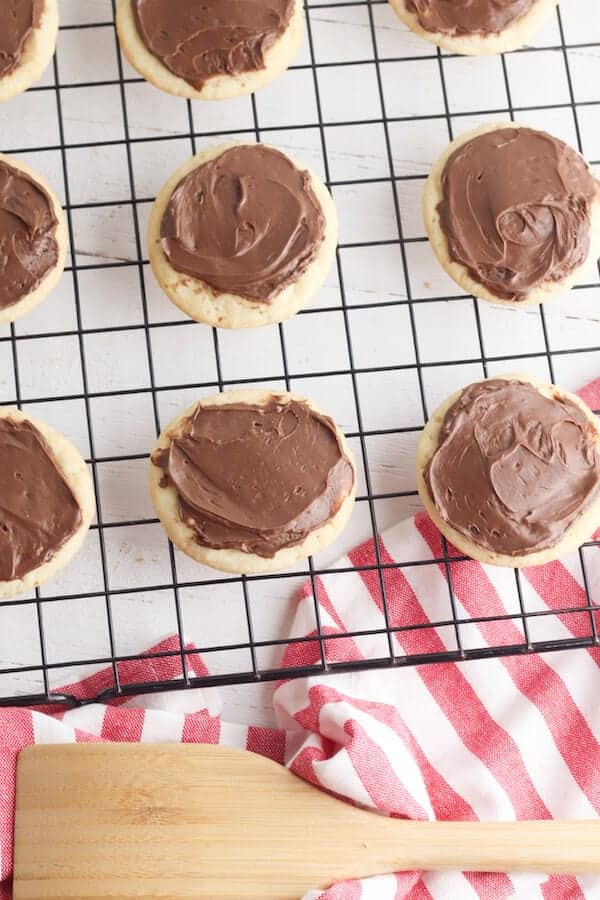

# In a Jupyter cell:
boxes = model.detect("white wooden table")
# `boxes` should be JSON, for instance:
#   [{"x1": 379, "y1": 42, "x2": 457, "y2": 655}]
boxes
[{"x1": 0, "y1": 0, "x2": 598, "y2": 726}]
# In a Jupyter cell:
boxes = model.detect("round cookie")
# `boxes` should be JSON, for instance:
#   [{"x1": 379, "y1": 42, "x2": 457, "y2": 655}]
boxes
[
  {"x1": 416, "y1": 374, "x2": 600, "y2": 568},
  {"x1": 116, "y1": 0, "x2": 303, "y2": 100},
  {"x1": 149, "y1": 390, "x2": 357, "y2": 575},
  {"x1": 0, "y1": 407, "x2": 95, "y2": 599},
  {"x1": 0, "y1": 153, "x2": 68, "y2": 325},
  {"x1": 148, "y1": 143, "x2": 338, "y2": 329},
  {"x1": 0, "y1": 0, "x2": 59, "y2": 102},
  {"x1": 389, "y1": 0, "x2": 557, "y2": 56},
  {"x1": 423, "y1": 122, "x2": 600, "y2": 307}
]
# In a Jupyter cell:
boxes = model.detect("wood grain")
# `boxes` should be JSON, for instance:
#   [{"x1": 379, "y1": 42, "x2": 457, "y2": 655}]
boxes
[{"x1": 13, "y1": 744, "x2": 600, "y2": 899}]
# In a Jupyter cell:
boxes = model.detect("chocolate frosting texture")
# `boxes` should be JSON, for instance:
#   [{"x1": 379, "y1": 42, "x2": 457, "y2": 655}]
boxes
[
  {"x1": 425, "y1": 380, "x2": 600, "y2": 557},
  {"x1": 406, "y1": 0, "x2": 534, "y2": 36},
  {"x1": 0, "y1": 418, "x2": 82, "y2": 581},
  {"x1": 161, "y1": 145, "x2": 325, "y2": 303},
  {"x1": 0, "y1": 0, "x2": 43, "y2": 79},
  {"x1": 153, "y1": 398, "x2": 354, "y2": 557},
  {"x1": 438, "y1": 127, "x2": 597, "y2": 301},
  {"x1": 132, "y1": 0, "x2": 294, "y2": 89},
  {"x1": 0, "y1": 159, "x2": 59, "y2": 310}
]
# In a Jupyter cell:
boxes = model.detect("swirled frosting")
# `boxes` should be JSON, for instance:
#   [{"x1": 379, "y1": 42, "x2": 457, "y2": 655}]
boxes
[
  {"x1": 131, "y1": 0, "x2": 294, "y2": 90},
  {"x1": 160, "y1": 145, "x2": 325, "y2": 303},
  {"x1": 152, "y1": 397, "x2": 354, "y2": 557},
  {"x1": 425, "y1": 380, "x2": 600, "y2": 556},
  {"x1": 0, "y1": 0, "x2": 43, "y2": 79},
  {"x1": 405, "y1": 0, "x2": 534, "y2": 36},
  {"x1": 437, "y1": 127, "x2": 597, "y2": 301},
  {"x1": 0, "y1": 159, "x2": 59, "y2": 310},
  {"x1": 0, "y1": 418, "x2": 82, "y2": 581}
]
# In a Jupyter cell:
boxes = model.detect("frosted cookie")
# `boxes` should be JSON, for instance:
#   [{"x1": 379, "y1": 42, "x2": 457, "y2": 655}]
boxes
[
  {"x1": 389, "y1": 0, "x2": 557, "y2": 55},
  {"x1": 0, "y1": 0, "x2": 59, "y2": 102},
  {"x1": 0, "y1": 408, "x2": 95, "y2": 599},
  {"x1": 423, "y1": 123, "x2": 600, "y2": 306},
  {"x1": 0, "y1": 154, "x2": 67, "y2": 325},
  {"x1": 116, "y1": 0, "x2": 303, "y2": 100},
  {"x1": 148, "y1": 143, "x2": 337, "y2": 329},
  {"x1": 416, "y1": 375, "x2": 600, "y2": 568},
  {"x1": 149, "y1": 390, "x2": 356, "y2": 575}
]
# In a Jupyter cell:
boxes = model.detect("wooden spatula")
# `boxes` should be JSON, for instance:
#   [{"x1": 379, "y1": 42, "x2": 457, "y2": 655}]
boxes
[{"x1": 13, "y1": 744, "x2": 599, "y2": 899}]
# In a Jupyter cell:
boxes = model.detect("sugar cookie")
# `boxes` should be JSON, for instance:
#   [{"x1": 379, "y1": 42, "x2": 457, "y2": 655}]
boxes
[
  {"x1": 0, "y1": 0, "x2": 59, "y2": 102},
  {"x1": 389, "y1": 0, "x2": 557, "y2": 56},
  {"x1": 148, "y1": 143, "x2": 337, "y2": 328},
  {"x1": 0, "y1": 153, "x2": 67, "y2": 325},
  {"x1": 423, "y1": 123, "x2": 600, "y2": 307},
  {"x1": 149, "y1": 390, "x2": 357, "y2": 575},
  {"x1": 417, "y1": 375, "x2": 600, "y2": 568},
  {"x1": 116, "y1": 0, "x2": 303, "y2": 100},
  {"x1": 0, "y1": 408, "x2": 95, "y2": 599}
]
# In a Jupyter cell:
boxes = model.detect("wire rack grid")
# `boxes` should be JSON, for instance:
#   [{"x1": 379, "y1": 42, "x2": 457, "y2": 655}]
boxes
[{"x1": 0, "y1": 0, "x2": 599, "y2": 709}]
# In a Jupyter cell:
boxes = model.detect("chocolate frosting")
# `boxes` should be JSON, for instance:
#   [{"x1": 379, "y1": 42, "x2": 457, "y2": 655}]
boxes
[
  {"x1": 405, "y1": 0, "x2": 534, "y2": 36},
  {"x1": 0, "y1": 159, "x2": 59, "y2": 310},
  {"x1": 132, "y1": 0, "x2": 294, "y2": 89},
  {"x1": 425, "y1": 380, "x2": 600, "y2": 557},
  {"x1": 0, "y1": 418, "x2": 82, "y2": 581},
  {"x1": 0, "y1": 0, "x2": 43, "y2": 79},
  {"x1": 161, "y1": 145, "x2": 325, "y2": 303},
  {"x1": 153, "y1": 397, "x2": 354, "y2": 557},
  {"x1": 438, "y1": 127, "x2": 597, "y2": 301}
]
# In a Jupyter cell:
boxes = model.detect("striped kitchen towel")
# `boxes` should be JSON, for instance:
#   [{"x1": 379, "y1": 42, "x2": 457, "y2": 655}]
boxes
[{"x1": 1, "y1": 379, "x2": 600, "y2": 900}]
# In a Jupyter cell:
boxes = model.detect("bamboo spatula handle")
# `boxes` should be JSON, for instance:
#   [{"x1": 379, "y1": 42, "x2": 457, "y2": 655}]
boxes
[{"x1": 360, "y1": 819, "x2": 600, "y2": 875}]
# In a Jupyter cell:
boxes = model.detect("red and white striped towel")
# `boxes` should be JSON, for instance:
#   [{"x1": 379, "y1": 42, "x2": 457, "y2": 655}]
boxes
[{"x1": 2, "y1": 380, "x2": 600, "y2": 900}]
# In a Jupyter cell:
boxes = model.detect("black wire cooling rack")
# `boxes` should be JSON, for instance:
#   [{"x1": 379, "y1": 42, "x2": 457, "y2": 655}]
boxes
[{"x1": 0, "y1": 0, "x2": 599, "y2": 708}]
